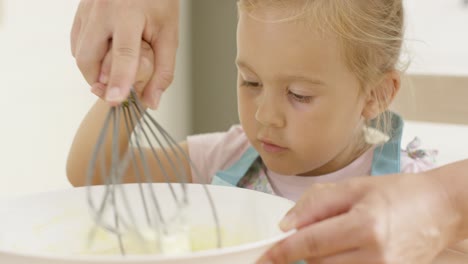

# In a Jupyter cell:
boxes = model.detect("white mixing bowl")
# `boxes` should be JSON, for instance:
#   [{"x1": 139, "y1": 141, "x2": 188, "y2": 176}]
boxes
[{"x1": 0, "y1": 184, "x2": 294, "y2": 264}]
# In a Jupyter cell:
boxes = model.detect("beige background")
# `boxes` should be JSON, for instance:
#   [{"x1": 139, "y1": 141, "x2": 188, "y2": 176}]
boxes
[
  {"x1": 191, "y1": 0, "x2": 239, "y2": 133},
  {"x1": 393, "y1": 75, "x2": 468, "y2": 125}
]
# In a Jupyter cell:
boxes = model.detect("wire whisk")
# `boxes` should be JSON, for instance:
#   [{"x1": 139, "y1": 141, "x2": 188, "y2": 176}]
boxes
[{"x1": 85, "y1": 90, "x2": 221, "y2": 255}]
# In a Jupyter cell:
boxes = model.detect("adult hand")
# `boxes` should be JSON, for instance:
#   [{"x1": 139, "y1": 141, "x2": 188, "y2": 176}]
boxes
[
  {"x1": 71, "y1": 0, "x2": 179, "y2": 108},
  {"x1": 90, "y1": 41, "x2": 154, "y2": 103},
  {"x1": 258, "y1": 173, "x2": 461, "y2": 264}
]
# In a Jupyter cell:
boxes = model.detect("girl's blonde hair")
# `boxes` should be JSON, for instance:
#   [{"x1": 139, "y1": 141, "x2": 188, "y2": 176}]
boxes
[{"x1": 238, "y1": 0, "x2": 405, "y2": 137}]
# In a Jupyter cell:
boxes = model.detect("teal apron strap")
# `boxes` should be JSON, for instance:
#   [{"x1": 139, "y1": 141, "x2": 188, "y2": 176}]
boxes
[
  {"x1": 371, "y1": 112, "x2": 404, "y2": 175},
  {"x1": 211, "y1": 146, "x2": 260, "y2": 186}
]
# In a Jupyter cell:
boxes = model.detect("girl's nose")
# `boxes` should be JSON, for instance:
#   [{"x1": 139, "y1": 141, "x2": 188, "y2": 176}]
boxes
[{"x1": 255, "y1": 93, "x2": 285, "y2": 128}]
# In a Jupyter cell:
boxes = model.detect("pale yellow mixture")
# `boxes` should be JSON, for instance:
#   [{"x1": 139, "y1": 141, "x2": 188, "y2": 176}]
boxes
[{"x1": 83, "y1": 225, "x2": 256, "y2": 255}]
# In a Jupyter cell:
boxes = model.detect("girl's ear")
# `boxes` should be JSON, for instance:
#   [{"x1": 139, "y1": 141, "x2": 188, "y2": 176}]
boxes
[{"x1": 362, "y1": 71, "x2": 401, "y2": 120}]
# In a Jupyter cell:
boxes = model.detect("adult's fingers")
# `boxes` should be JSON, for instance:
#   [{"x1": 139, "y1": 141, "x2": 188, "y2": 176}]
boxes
[
  {"x1": 134, "y1": 41, "x2": 155, "y2": 93},
  {"x1": 75, "y1": 24, "x2": 111, "y2": 86},
  {"x1": 143, "y1": 26, "x2": 179, "y2": 109},
  {"x1": 280, "y1": 181, "x2": 366, "y2": 231},
  {"x1": 258, "y1": 212, "x2": 369, "y2": 264},
  {"x1": 106, "y1": 18, "x2": 145, "y2": 104},
  {"x1": 99, "y1": 48, "x2": 112, "y2": 85},
  {"x1": 90, "y1": 82, "x2": 106, "y2": 99},
  {"x1": 96, "y1": 41, "x2": 154, "y2": 97},
  {"x1": 74, "y1": 1, "x2": 112, "y2": 86}
]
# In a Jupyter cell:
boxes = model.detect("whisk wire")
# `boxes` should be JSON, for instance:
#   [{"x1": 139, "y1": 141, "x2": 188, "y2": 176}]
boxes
[{"x1": 86, "y1": 89, "x2": 222, "y2": 255}]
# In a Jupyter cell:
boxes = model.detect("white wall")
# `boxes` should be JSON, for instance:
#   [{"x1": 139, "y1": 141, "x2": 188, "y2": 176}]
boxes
[
  {"x1": 404, "y1": 0, "x2": 468, "y2": 75},
  {"x1": 0, "y1": 0, "x2": 191, "y2": 198}
]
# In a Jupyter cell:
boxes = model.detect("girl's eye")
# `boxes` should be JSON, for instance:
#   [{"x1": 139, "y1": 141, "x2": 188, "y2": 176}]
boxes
[
  {"x1": 288, "y1": 90, "x2": 313, "y2": 103},
  {"x1": 242, "y1": 81, "x2": 261, "y2": 88}
]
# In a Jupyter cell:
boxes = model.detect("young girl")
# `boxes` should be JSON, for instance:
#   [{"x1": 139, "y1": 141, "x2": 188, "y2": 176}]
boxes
[{"x1": 67, "y1": 0, "x2": 435, "y2": 203}]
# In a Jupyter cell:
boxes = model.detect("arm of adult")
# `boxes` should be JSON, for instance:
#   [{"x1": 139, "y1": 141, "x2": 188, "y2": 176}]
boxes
[
  {"x1": 257, "y1": 159, "x2": 468, "y2": 264},
  {"x1": 71, "y1": 0, "x2": 180, "y2": 109}
]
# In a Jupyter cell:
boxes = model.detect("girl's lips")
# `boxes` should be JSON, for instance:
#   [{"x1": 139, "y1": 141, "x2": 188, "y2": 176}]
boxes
[{"x1": 260, "y1": 140, "x2": 288, "y2": 153}]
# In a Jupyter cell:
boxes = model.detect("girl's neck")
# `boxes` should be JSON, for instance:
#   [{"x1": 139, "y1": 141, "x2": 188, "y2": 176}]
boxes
[{"x1": 298, "y1": 134, "x2": 372, "y2": 177}]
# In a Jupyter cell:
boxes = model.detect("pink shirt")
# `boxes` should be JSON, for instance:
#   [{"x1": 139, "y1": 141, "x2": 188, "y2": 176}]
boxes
[{"x1": 187, "y1": 125, "x2": 435, "y2": 202}]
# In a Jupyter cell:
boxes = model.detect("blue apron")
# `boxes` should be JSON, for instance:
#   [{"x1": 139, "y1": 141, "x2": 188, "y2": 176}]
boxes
[{"x1": 210, "y1": 112, "x2": 403, "y2": 264}]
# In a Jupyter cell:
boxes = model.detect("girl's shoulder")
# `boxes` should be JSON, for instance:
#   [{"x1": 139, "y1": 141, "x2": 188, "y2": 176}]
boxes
[{"x1": 187, "y1": 125, "x2": 251, "y2": 183}]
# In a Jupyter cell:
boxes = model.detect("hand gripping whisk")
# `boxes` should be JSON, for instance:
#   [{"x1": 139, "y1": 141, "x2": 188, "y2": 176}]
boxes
[{"x1": 85, "y1": 90, "x2": 221, "y2": 255}]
